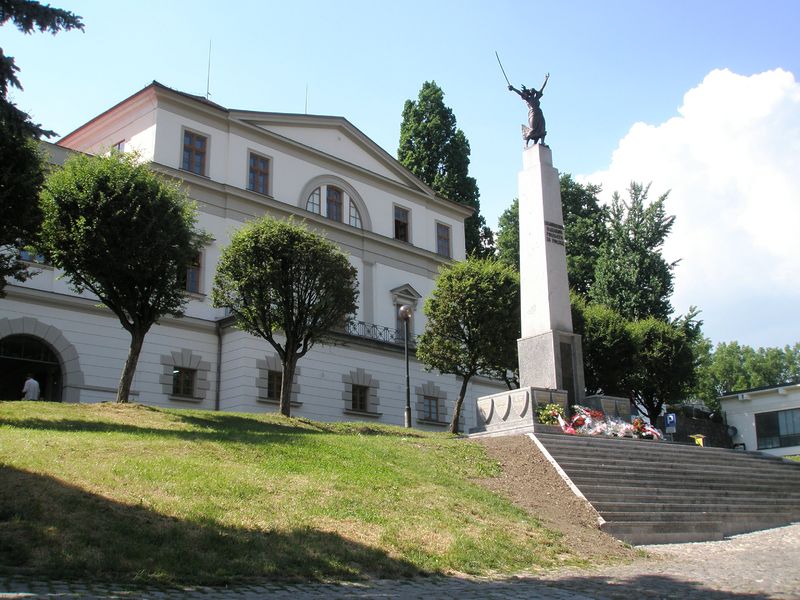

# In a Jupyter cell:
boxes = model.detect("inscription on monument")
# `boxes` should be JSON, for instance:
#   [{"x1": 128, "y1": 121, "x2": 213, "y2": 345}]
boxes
[{"x1": 545, "y1": 221, "x2": 565, "y2": 246}]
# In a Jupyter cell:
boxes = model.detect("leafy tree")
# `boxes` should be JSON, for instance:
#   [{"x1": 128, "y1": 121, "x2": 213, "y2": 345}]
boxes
[
  {"x1": 693, "y1": 341, "x2": 800, "y2": 412},
  {"x1": 398, "y1": 81, "x2": 493, "y2": 257},
  {"x1": 494, "y1": 175, "x2": 607, "y2": 294},
  {"x1": 212, "y1": 217, "x2": 359, "y2": 417},
  {"x1": 39, "y1": 152, "x2": 207, "y2": 403},
  {"x1": 0, "y1": 1, "x2": 83, "y2": 293},
  {"x1": 416, "y1": 258, "x2": 520, "y2": 433},
  {"x1": 560, "y1": 175, "x2": 608, "y2": 296},
  {"x1": 1, "y1": 0, "x2": 84, "y2": 137},
  {"x1": 0, "y1": 127, "x2": 44, "y2": 296},
  {"x1": 625, "y1": 312, "x2": 700, "y2": 424},
  {"x1": 590, "y1": 182, "x2": 677, "y2": 320},
  {"x1": 571, "y1": 295, "x2": 636, "y2": 396},
  {"x1": 496, "y1": 198, "x2": 520, "y2": 271}
]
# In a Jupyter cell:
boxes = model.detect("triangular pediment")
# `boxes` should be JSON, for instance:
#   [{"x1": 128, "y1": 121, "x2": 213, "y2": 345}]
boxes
[
  {"x1": 390, "y1": 284, "x2": 422, "y2": 305},
  {"x1": 233, "y1": 112, "x2": 435, "y2": 196}
]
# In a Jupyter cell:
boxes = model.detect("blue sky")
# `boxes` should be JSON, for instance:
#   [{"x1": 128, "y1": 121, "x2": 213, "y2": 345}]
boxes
[{"x1": 6, "y1": 0, "x2": 800, "y2": 349}]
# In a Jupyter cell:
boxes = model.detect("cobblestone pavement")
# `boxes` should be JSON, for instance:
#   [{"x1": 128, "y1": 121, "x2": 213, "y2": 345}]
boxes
[{"x1": 2, "y1": 523, "x2": 798, "y2": 599}]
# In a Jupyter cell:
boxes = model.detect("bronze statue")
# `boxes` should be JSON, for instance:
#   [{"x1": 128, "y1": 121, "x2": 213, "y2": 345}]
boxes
[{"x1": 508, "y1": 73, "x2": 549, "y2": 147}]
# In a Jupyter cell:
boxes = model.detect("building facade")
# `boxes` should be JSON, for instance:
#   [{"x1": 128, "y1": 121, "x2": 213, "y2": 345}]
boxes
[
  {"x1": 720, "y1": 382, "x2": 800, "y2": 457},
  {"x1": 0, "y1": 82, "x2": 504, "y2": 429}
]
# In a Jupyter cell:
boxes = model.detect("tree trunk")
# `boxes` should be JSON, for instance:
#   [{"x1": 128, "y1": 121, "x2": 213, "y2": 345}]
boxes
[
  {"x1": 117, "y1": 329, "x2": 145, "y2": 403},
  {"x1": 279, "y1": 355, "x2": 297, "y2": 417},
  {"x1": 448, "y1": 375, "x2": 472, "y2": 434}
]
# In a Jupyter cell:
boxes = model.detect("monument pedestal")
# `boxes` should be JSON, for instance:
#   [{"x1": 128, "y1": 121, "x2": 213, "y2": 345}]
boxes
[{"x1": 471, "y1": 144, "x2": 585, "y2": 436}]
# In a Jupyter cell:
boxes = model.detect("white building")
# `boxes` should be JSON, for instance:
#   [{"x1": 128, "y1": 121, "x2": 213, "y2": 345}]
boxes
[
  {"x1": 0, "y1": 81, "x2": 504, "y2": 429},
  {"x1": 720, "y1": 382, "x2": 800, "y2": 457}
]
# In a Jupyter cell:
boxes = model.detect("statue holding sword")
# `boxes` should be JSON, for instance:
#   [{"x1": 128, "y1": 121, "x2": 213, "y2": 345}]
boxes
[{"x1": 496, "y1": 52, "x2": 549, "y2": 147}]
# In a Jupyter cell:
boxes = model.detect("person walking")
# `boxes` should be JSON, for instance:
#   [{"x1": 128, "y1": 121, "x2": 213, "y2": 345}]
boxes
[{"x1": 21, "y1": 374, "x2": 40, "y2": 400}]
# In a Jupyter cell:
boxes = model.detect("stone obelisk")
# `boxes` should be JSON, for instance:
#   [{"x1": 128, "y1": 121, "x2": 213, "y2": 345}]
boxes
[{"x1": 516, "y1": 144, "x2": 584, "y2": 407}]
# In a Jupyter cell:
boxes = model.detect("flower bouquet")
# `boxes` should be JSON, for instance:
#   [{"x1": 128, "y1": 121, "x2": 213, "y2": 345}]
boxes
[{"x1": 557, "y1": 405, "x2": 663, "y2": 440}]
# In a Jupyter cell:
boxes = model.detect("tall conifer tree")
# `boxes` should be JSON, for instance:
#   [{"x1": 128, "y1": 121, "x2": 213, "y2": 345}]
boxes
[{"x1": 398, "y1": 81, "x2": 493, "y2": 257}]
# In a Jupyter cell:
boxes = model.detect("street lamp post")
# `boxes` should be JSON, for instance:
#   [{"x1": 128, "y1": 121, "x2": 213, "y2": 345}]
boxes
[{"x1": 398, "y1": 304, "x2": 413, "y2": 428}]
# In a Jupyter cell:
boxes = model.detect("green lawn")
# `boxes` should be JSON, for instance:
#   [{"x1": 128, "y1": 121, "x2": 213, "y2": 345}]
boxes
[{"x1": 0, "y1": 401, "x2": 592, "y2": 585}]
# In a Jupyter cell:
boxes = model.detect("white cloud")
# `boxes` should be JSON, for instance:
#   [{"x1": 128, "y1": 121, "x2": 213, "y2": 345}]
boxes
[{"x1": 582, "y1": 69, "x2": 800, "y2": 347}]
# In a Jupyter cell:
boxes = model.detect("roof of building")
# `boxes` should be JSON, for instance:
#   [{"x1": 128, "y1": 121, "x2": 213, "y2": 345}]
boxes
[
  {"x1": 719, "y1": 380, "x2": 800, "y2": 399},
  {"x1": 58, "y1": 81, "x2": 471, "y2": 216}
]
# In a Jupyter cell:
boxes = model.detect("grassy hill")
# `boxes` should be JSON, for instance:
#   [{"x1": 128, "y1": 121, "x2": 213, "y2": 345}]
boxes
[{"x1": 1, "y1": 401, "x2": 608, "y2": 585}]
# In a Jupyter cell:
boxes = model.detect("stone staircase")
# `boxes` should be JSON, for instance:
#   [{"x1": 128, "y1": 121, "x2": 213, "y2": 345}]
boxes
[{"x1": 532, "y1": 431, "x2": 800, "y2": 545}]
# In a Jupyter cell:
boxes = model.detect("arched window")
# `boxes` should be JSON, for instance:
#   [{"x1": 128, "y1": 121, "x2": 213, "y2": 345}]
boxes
[
  {"x1": 349, "y1": 200, "x2": 362, "y2": 229},
  {"x1": 306, "y1": 188, "x2": 321, "y2": 214},
  {"x1": 305, "y1": 184, "x2": 363, "y2": 230}
]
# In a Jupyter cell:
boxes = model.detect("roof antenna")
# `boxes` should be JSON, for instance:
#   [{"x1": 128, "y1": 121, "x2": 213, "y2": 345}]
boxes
[
  {"x1": 304, "y1": 84, "x2": 308, "y2": 114},
  {"x1": 206, "y1": 40, "x2": 212, "y2": 99}
]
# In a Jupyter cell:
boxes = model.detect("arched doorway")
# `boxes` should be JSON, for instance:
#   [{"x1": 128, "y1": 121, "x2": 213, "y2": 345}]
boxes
[{"x1": 0, "y1": 335, "x2": 62, "y2": 401}]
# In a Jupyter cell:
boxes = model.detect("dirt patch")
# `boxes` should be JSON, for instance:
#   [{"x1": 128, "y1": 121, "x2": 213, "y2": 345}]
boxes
[{"x1": 471, "y1": 435, "x2": 639, "y2": 563}]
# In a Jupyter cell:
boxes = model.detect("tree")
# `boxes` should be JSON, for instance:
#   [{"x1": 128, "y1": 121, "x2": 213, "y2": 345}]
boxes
[
  {"x1": 39, "y1": 152, "x2": 207, "y2": 403},
  {"x1": 0, "y1": 1, "x2": 83, "y2": 294},
  {"x1": 398, "y1": 81, "x2": 493, "y2": 257},
  {"x1": 560, "y1": 175, "x2": 608, "y2": 296},
  {"x1": 1, "y1": 0, "x2": 84, "y2": 137},
  {"x1": 496, "y1": 198, "x2": 520, "y2": 271},
  {"x1": 573, "y1": 295, "x2": 701, "y2": 422},
  {"x1": 212, "y1": 217, "x2": 359, "y2": 417},
  {"x1": 571, "y1": 295, "x2": 636, "y2": 397},
  {"x1": 416, "y1": 258, "x2": 520, "y2": 433},
  {"x1": 0, "y1": 127, "x2": 44, "y2": 296},
  {"x1": 494, "y1": 175, "x2": 607, "y2": 293},
  {"x1": 590, "y1": 182, "x2": 677, "y2": 320},
  {"x1": 693, "y1": 341, "x2": 800, "y2": 412},
  {"x1": 625, "y1": 313, "x2": 700, "y2": 424}
]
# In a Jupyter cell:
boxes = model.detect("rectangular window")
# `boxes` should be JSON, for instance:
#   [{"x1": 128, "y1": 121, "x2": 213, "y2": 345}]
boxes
[
  {"x1": 267, "y1": 370, "x2": 282, "y2": 401},
  {"x1": 184, "y1": 253, "x2": 201, "y2": 294},
  {"x1": 423, "y1": 395, "x2": 441, "y2": 421},
  {"x1": 436, "y1": 223, "x2": 451, "y2": 257},
  {"x1": 248, "y1": 152, "x2": 270, "y2": 195},
  {"x1": 113, "y1": 140, "x2": 125, "y2": 152},
  {"x1": 394, "y1": 206, "x2": 409, "y2": 242},
  {"x1": 172, "y1": 368, "x2": 195, "y2": 397},
  {"x1": 327, "y1": 186, "x2": 343, "y2": 222},
  {"x1": 19, "y1": 249, "x2": 47, "y2": 265},
  {"x1": 182, "y1": 131, "x2": 207, "y2": 176},
  {"x1": 756, "y1": 408, "x2": 800, "y2": 449},
  {"x1": 352, "y1": 384, "x2": 369, "y2": 412}
]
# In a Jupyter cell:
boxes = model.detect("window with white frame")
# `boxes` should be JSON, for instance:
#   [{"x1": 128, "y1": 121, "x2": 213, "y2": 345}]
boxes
[
  {"x1": 305, "y1": 184, "x2": 362, "y2": 229},
  {"x1": 394, "y1": 206, "x2": 409, "y2": 242},
  {"x1": 184, "y1": 252, "x2": 201, "y2": 294},
  {"x1": 436, "y1": 223, "x2": 451, "y2": 258},
  {"x1": 182, "y1": 130, "x2": 207, "y2": 176},
  {"x1": 248, "y1": 152, "x2": 270, "y2": 195}
]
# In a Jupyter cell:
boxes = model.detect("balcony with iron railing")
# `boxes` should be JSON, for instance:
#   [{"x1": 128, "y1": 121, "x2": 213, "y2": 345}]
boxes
[{"x1": 344, "y1": 320, "x2": 417, "y2": 348}]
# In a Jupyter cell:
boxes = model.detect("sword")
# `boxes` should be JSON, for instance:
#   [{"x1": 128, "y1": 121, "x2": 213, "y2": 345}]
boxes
[{"x1": 495, "y1": 51, "x2": 512, "y2": 87}]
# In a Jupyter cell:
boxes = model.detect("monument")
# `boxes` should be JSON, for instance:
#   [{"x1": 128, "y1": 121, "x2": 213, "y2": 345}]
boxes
[{"x1": 470, "y1": 72, "x2": 585, "y2": 436}]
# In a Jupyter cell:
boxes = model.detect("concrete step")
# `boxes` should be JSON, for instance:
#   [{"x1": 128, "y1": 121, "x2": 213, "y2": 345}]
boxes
[
  {"x1": 540, "y1": 443, "x2": 800, "y2": 465},
  {"x1": 532, "y1": 431, "x2": 800, "y2": 545},
  {"x1": 558, "y1": 463, "x2": 800, "y2": 487},
  {"x1": 578, "y1": 485, "x2": 800, "y2": 502},
  {"x1": 593, "y1": 501, "x2": 800, "y2": 514},
  {"x1": 567, "y1": 474, "x2": 799, "y2": 493},
  {"x1": 535, "y1": 433, "x2": 796, "y2": 464},
  {"x1": 599, "y1": 511, "x2": 800, "y2": 525},
  {"x1": 539, "y1": 439, "x2": 799, "y2": 468}
]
